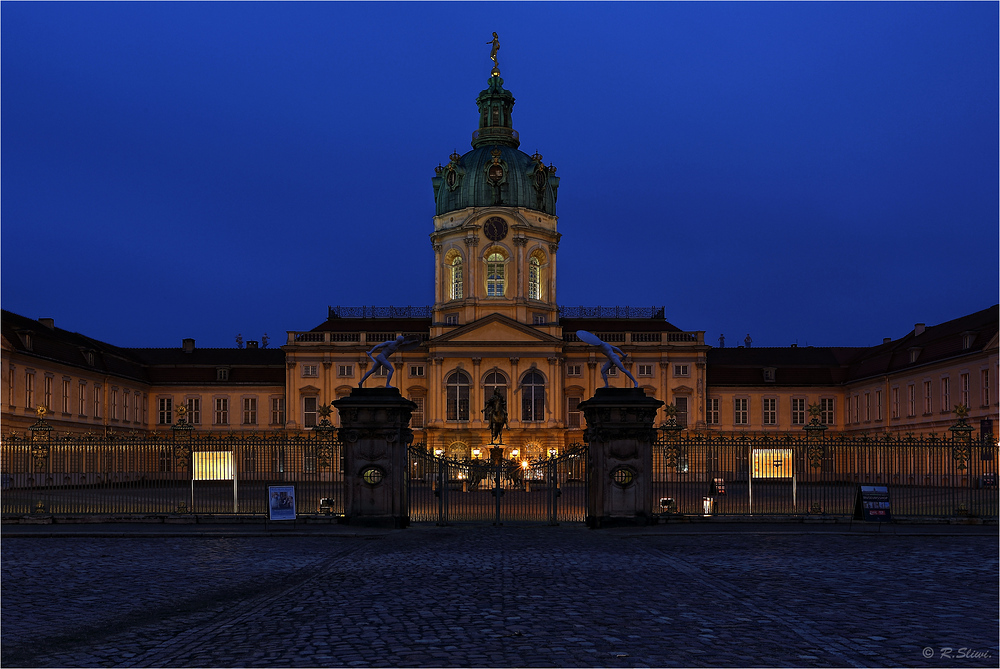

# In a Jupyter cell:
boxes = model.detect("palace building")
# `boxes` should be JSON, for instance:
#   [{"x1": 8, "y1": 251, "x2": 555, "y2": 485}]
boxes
[{"x1": 2, "y1": 65, "x2": 997, "y2": 453}]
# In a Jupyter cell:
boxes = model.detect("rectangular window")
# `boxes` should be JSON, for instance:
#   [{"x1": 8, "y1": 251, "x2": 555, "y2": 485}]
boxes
[
  {"x1": 409, "y1": 365, "x2": 424, "y2": 377},
  {"x1": 762, "y1": 398, "x2": 776, "y2": 426},
  {"x1": 445, "y1": 313, "x2": 459, "y2": 325},
  {"x1": 852, "y1": 395, "x2": 859, "y2": 424},
  {"x1": 43, "y1": 376, "x2": 52, "y2": 411},
  {"x1": 568, "y1": 396, "x2": 581, "y2": 428},
  {"x1": 410, "y1": 396, "x2": 424, "y2": 428},
  {"x1": 303, "y1": 397, "x2": 317, "y2": 428},
  {"x1": 892, "y1": 387, "x2": 900, "y2": 419},
  {"x1": 706, "y1": 398, "x2": 720, "y2": 425},
  {"x1": 187, "y1": 398, "x2": 201, "y2": 425},
  {"x1": 638, "y1": 364, "x2": 653, "y2": 377},
  {"x1": 532, "y1": 314, "x2": 546, "y2": 325},
  {"x1": 123, "y1": 390, "x2": 130, "y2": 422},
  {"x1": 923, "y1": 380, "x2": 932, "y2": 414},
  {"x1": 820, "y1": 398, "x2": 835, "y2": 425},
  {"x1": 243, "y1": 397, "x2": 257, "y2": 425},
  {"x1": 216, "y1": 368, "x2": 229, "y2": 381},
  {"x1": 675, "y1": 397, "x2": 688, "y2": 428},
  {"x1": 158, "y1": 398, "x2": 172, "y2": 425},
  {"x1": 734, "y1": 398, "x2": 748, "y2": 425},
  {"x1": 215, "y1": 398, "x2": 229, "y2": 425},
  {"x1": 875, "y1": 390, "x2": 882, "y2": 421},
  {"x1": 982, "y1": 369, "x2": 991, "y2": 407},
  {"x1": 791, "y1": 398, "x2": 805, "y2": 425},
  {"x1": 142, "y1": 393, "x2": 148, "y2": 424},
  {"x1": 271, "y1": 397, "x2": 285, "y2": 425},
  {"x1": 940, "y1": 378, "x2": 950, "y2": 413},
  {"x1": 566, "y1": 364, "x2": 582, "y2": 377},
  {"x1": 960, "y1": 373, "x2": 970, "y2": 408},
  {"x1": 94, "y1": 384, "x2": 101, "y2": 418},
  {"x1": 907, "y1": 384, "x2": 915, "y2": 417},
  {"x1": 673, "y1": 364, "x2": 689, "y2": 377},
  {"x1": 373, "y1": 364, "x2": 389, "y2": 377},
  {"x1": 110, "y1": 388, "x2": 118, "y2": 420},
  {"x1": 78, "y1": 381, "x2": 87, "y2": 416},
  {"x1": 25, "y1": 372, "x2": 34, "y2": 410},
  {"x1": 134, "y1": 391, "x2": 141, "y2": 423},
  {"x1": 864, "y1": 392, "x2": 871, "y2": 422},
  {"x1": 606, "y1": 366, "x2": 618, "y2": 377},
  {"x1": 6, "y1": 366, "x2": 14, "y2": 407},
  {"x1": 61, "y1": 379, "x2": 70, "y2": 414},
  {"x1": 301, "y1": 364, "x2": 318, "y2": 378},
  {"x1": 338, "y1": 365, "x2": 354, "y2": 377}
]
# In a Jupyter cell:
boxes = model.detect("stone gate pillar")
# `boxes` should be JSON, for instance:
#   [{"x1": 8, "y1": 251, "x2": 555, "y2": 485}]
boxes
[
  {"x1": 333, "y1": 388, "x2": 417, "y2": 528},
  {"x1": 579, "y1": 387, "x2": 663, "y2": 528}
]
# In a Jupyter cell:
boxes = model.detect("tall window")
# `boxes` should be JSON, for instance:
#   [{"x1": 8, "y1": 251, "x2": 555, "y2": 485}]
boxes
[
  {"x1": 215, "y1": 398, "x2": 229, "y2": 425},
  {"x1": 6, "y1": 366, "x2": 13, "y2": 407},
  {"x1": 791, "y1": 398, "x2": 805, "y2": 425},
  {"x1": 864, "y1": 392, "x2": 871, "y2": 422},
  {"x1": 25, "y1": 372, "x2": 34, "y2": 409},
  {"x1": 94, "y1": 384, "x2": 101, "y2": 418},
  {"x1": 940, "y1": 378, "x2": 950, "y2": 413},
  {"x1": 78, "y1": 381, "x2": 86, "y2": 416},
  {"x1": 891, "y1": 387, "x2": 899, "y2": 419},
  {"x1": 271, "y1": 398, "x2": 285, "y2": 425},
  {"x1": 486, "y1": 252, "x2": 505, "y2": 297},
  {"x1": 410, "y1": 396, "x2": 425, "y2": 428},
  {"x1": 450, "y1": 256, "x2": 463, "y2": 300},
  {"x1": 907, "y1": 384, "x2": 915, "y2": 417},
  {"x1": 528, "y1": 256, "x2": 540, "y2": 300},
  {"x1": 875, "y1": 390, "x2": 882, "y2": 421},
  {"x1": 852, "y1": 395, "x2": 859, "y2": 424},
  {"x1": 734, "y1": 398, "x2": 748, "y2": 425},
  {"x1": 43, "y1": 377, "x2": 52, "y2": 411},
  {"x1": 303, "y1": 397, "x2": 317, "y2": 428},
  {"x1": 483, "y1": 370, "x2": 508, "y2": 408},
  {"x1": 923, "y1": 381, "x2": 932, "y2": 414},
  {"x1": 187, "y1": 398, "x2": 201, "y2": 425},
  {"x1": 960, "y1": 373, "x2": 970, "y2": 408},
  {"x1": 675, "y1": 396, "x2": 689, "y2": 427},
  {"x1": 706, "y1": 398, "x2": 720, "y2": 425},
  {"x1": 982, "y1": 369, "x2": 991, "y2": 407},
  {"x1": 762, "y1": 398, "x2": 776, "y2": 426},
  {"x1": 110, "y1": 388, "x2": 118, "y2": 420},
  {"x1": 819, "y1": 398, "x2": 835, "y2": 425},
  {"x1": 446, "y1": 371, "x2": 470, "y2": 421},
  {"x1": 567, "y1": 396, "x2": 581, "y2": 428},
  {"x1": 243, "y1": 398, "x2": 257, "y2": 425},
  {"x1": 123, "y1": 391, "x2": 130, "y2": 422},
  {"x1": 62, "y1": 379, "x2": 70, "y2": 414},
  {"x1": 521, "y1": 370, "x2": 545, "y2": 422},
  {"x1": 158, "y1": 398, "x2": 172, "y2": 425}
]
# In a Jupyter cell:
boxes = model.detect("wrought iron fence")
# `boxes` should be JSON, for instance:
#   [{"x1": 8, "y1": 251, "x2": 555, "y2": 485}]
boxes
[
  {"x1": 1, "y1": 431, "x2": 344, "y2": 517},
  {"x1": 408, "y1": 444, "x2": 586, "y2": 524},
  {"x1": 653, "y1": 430, "x2": 999, "y2": 518}
]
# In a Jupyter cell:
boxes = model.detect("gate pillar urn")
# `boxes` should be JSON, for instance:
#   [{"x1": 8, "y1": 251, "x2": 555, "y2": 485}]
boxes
[
  {"x1": 579, "y1": 388, "x2": 663, "y2": 528},
  {"x1": 333, "y1": 388, "x2": 417, "y2": 528}
]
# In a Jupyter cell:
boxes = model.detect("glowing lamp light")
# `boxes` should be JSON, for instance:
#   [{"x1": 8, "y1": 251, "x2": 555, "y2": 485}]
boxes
[{"x1": 521, "y1": 460, "x2": 529, "y2": 469}]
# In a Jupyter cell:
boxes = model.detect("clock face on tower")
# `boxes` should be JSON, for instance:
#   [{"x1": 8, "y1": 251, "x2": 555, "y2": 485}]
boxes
[{"x1": 483, "y1": 216, "x2": 508, "y2": 242}]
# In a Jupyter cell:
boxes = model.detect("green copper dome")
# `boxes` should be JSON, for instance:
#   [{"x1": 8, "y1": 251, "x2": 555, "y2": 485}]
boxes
[{"x1": 432, "y1": 75, "x2": 559, "y2": 217}]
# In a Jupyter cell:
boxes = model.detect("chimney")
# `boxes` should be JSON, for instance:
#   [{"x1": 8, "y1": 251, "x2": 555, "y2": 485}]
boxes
[
  {"x1": 246, "y1": 340, "x2": 259, "y2": 349},
  {"x1": 182, "y1": 338, "x2": 195, "y2": 353},
  {"x1": 914, "y1": 323, "x2": 925, "y2": 336},
  {"x1": 790, "y1": 343, "x2": 797, "y2": 348},
  {"x1": 883, "y1": 337, "x2": 892, "y2": 345},
  {"x1": 39, "y1": 318, "x2": 54, "y2": 329}
]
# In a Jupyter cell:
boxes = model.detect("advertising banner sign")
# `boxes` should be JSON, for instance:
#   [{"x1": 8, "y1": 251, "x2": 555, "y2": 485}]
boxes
[
  {"x1": 268, "y1": 485, "x2": 296, "y2": 521},
  {"x1": 192, "y1": 452, "x2": 234, "y2": 481},
  {"x1": 751, "y1": 448, "x2": 793, "y2": 479}
]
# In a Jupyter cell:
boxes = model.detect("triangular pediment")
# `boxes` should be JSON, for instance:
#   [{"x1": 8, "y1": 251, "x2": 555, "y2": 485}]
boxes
[
  {"x1": 673, "y1": 385, "x2": 694, "y2": 394},
  {"x1": 432, "y1": 313, "x2": 561, "y2": 345}
]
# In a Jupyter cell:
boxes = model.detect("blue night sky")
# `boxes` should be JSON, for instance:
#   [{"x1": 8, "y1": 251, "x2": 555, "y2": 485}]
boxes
[{"x1": 2, "y1": 2, "x2": 997, "y2": 349}]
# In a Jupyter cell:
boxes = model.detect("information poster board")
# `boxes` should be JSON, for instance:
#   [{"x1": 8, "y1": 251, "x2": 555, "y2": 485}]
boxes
[
  {"x1": 751, "y1": 448, "x2": 793, "y2": 478},
  {"x1": 192, "y1": 452, "x2": 234, "y2": 480},
  {"x1": 268, "y1": 485, "x2": 296, "y2": 521},
  {"x1": 853, "y1": 485, "x2": 892, "y2": 522}
]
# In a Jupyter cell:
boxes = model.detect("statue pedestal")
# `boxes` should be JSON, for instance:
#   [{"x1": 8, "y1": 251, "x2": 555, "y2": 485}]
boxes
[
  {"x1": 333, "y1": 388, "x2": 417, "y2": 528},
  {"x1": 579, "y1": 387, "x2": 663, "y2": 528}
]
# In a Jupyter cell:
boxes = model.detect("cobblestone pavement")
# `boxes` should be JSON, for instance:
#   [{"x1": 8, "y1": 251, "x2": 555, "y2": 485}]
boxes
[{"x1": 2, "y1": 525, "x2": 997, "y2": 667}]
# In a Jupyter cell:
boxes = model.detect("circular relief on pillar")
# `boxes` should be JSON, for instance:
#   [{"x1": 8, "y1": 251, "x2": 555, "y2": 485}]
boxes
[
  {"x1": 361, "y1": 466, "x2": 385, "y2": 487},
  {"x1": 610, "y1": 466, "x2": 636, "y2": 489}
]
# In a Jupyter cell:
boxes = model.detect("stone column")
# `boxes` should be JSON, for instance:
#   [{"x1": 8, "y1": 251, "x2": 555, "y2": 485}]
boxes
[
  {"x1": 333, "y1": 387, "x2": 417, "y2": 528},
  {"x1": 579, "y1": 387, "x2": 663, "y2": 528}
]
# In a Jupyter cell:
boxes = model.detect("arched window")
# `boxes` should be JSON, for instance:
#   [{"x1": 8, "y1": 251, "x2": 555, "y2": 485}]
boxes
[
  {"x1": 483, "y1": 370, "x2": 508, "y2": 409},
  {"x1": 486, "y1": 252, "x2": 505, "y2": 297},
  {"x1": 521, "y1": 370, "x2": 545, "y2": 422},
  {"x1": 528, "y1": 256, "x2": 540, "y2": 300},
  {"x1": 446, "y1": 371, "x2": 470, "y2": 421},
  {"x1": 450, "y1": 256, "x2": 463, "y2": 300}
]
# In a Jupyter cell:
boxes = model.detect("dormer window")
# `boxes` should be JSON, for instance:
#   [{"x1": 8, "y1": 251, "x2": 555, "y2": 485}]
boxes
[
  {"x1": 17, "y1": 331, "x2": 33, "y2": 351},
  {"x1": 763, "y1": 367, "x2": 776, "y2": 383},
  {"x1": 962, "y1": 332, "x2": 976, "y2": 349},
  {"x1": 908, "y1": 348, "x2": 921, "y2": 364},
  {"x1": 217, "y1": 368, "x2": 230, "y2": 381}
]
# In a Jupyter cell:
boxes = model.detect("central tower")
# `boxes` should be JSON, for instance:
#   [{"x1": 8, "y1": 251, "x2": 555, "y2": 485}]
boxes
[{"x1": 429, "y1": 54, "x2": 561, "y2": 334}]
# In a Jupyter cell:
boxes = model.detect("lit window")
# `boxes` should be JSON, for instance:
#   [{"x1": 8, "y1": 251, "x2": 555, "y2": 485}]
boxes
[
  {"x1": 762, "y1": 398, "x2": 776, "y2": 425},
  {"x1": 451, "y1": 256, "x2": 463, "y2": 300},
  {"x1": 486, "y1": 252, "x2": 505, "y2": 297},
  {"x1": 734, "y1": 398, "x2": 748, "y2": 425},
  {"x1": 446, "y1": 371, "x2": 470, "y2": 421},
  {"x1": 791, "y1": 398, "x2": 805, "y2": 426},
  {"x1": 521, "y1": 370, "x2": 545, "y2": 422},
  {"x1": 528, "y1": 256, "x2": 540, "y2": 300}
]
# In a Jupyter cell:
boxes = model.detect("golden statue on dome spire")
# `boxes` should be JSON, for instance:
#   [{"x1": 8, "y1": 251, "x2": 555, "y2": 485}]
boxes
[{"x1": 487, "y1": 32, "x2": 500, "y2": 76}]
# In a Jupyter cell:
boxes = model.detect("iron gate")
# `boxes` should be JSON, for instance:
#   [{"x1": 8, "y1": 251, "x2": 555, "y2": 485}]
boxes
[{"x1": 408, "y1": 444, "x2": 587, "y2": 524}]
